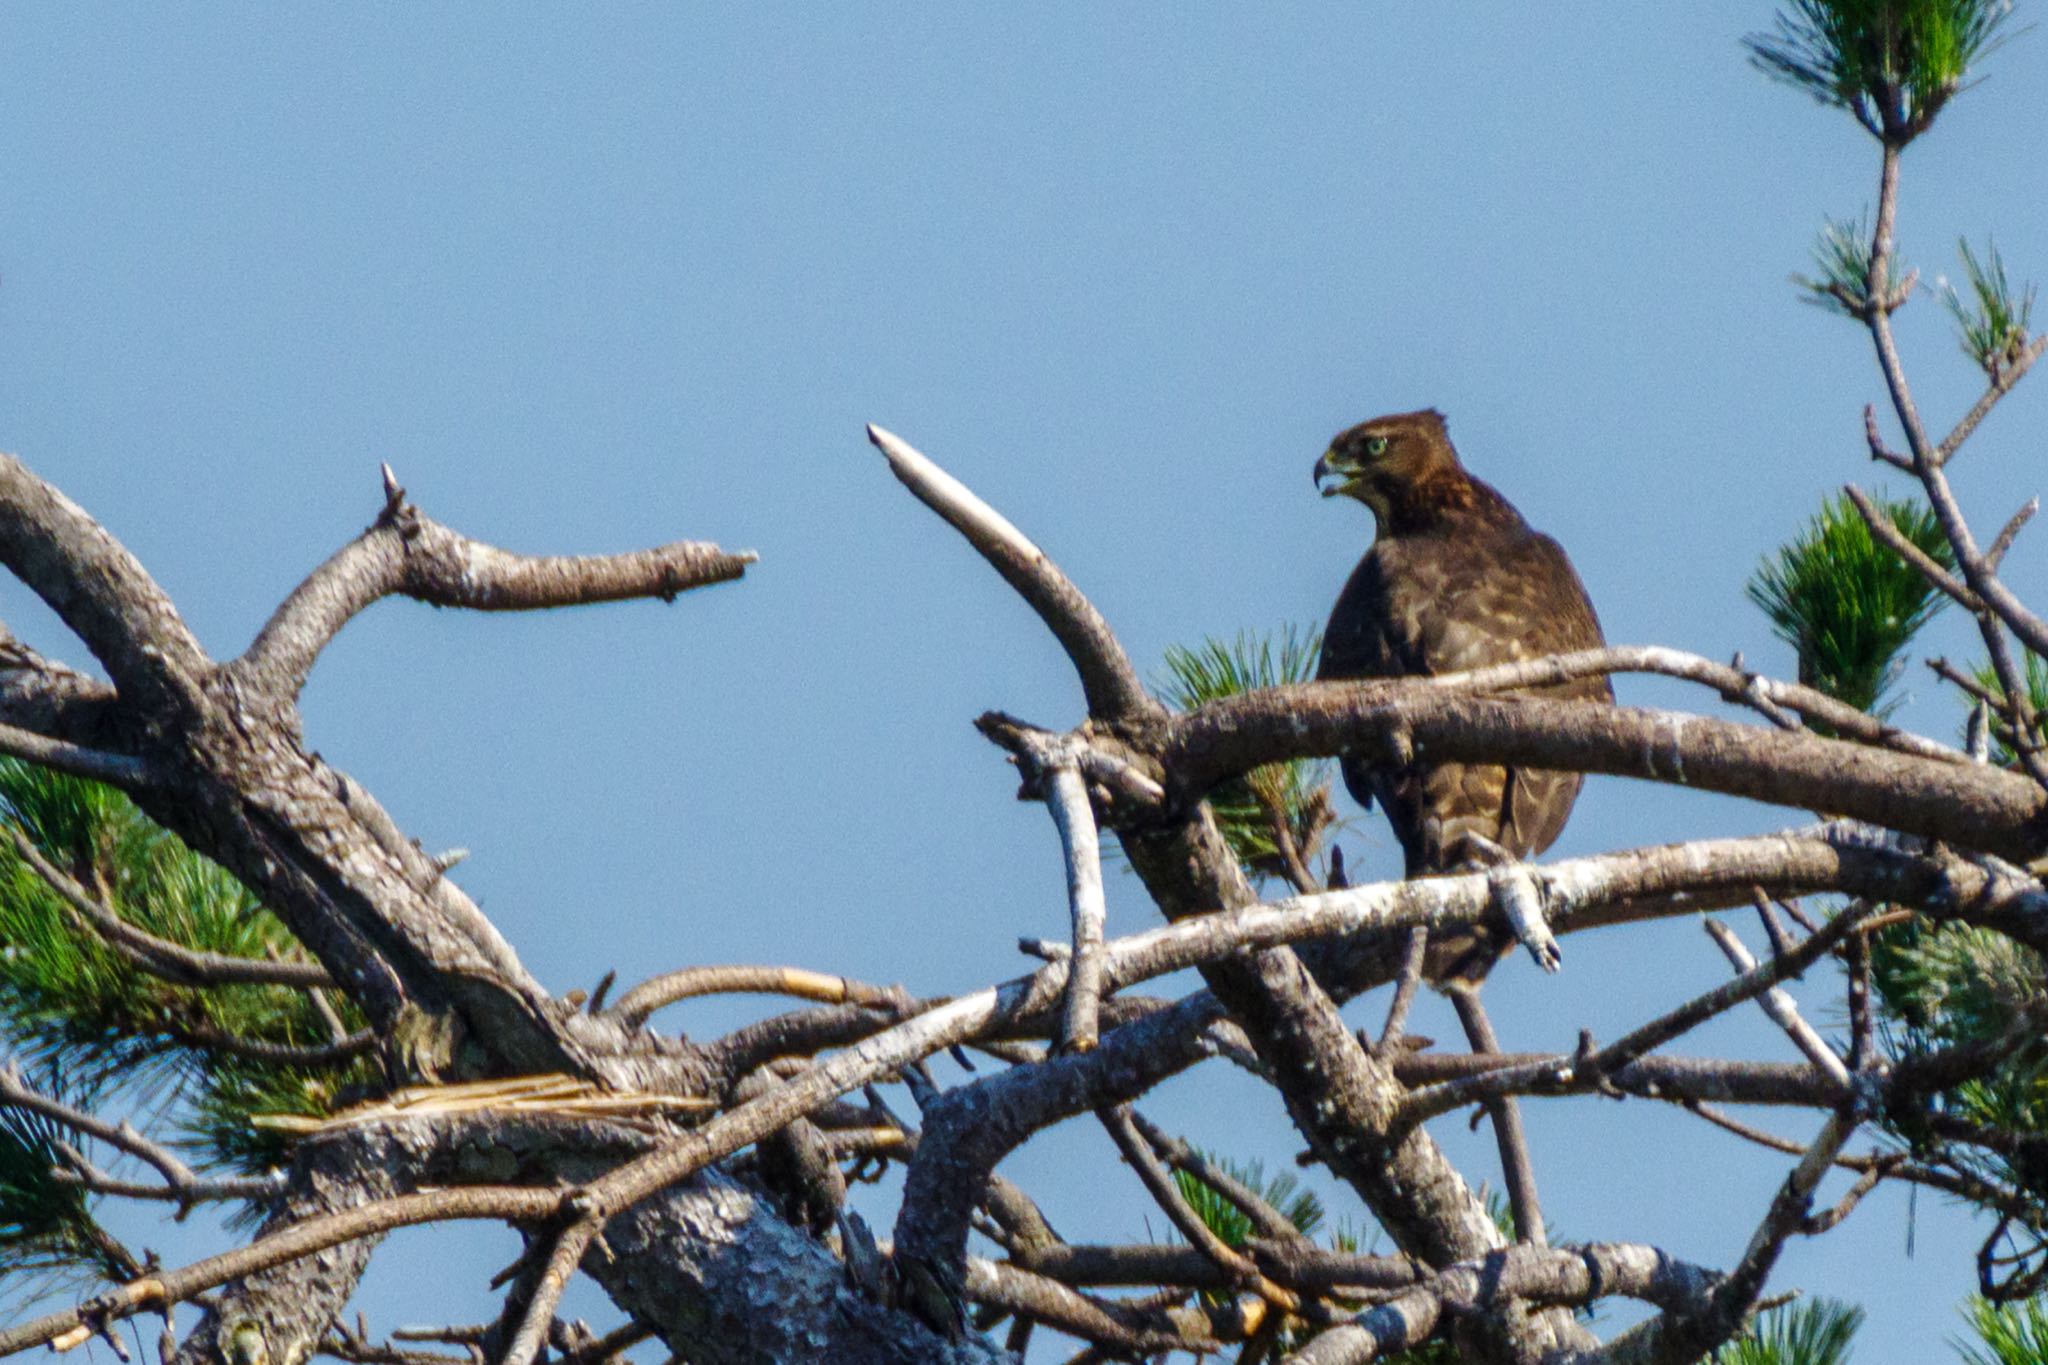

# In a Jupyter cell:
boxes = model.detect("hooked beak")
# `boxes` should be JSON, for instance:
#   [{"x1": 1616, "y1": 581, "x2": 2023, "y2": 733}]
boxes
[{"x1": 1313, "y1": 450, "x2": 1351, "y2": 498}]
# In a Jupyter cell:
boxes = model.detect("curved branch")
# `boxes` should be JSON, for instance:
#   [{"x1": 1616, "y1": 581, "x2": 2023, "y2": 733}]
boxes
[
  {"x1": 894, "y1": 995, "x2": 1225, "y2": 1288},
  {"x1": 0, "y1": 454, "x2": 212, "y2": 717},
  {"x1": 237, "y1": 473, "x2": 755, "y2": 700},
  {"x1": 610, "y1": 964, "x2": 907, "y2": 1029},
  {"x1": 863, "y1": 425, "x2": 1157, "y2": 724}
]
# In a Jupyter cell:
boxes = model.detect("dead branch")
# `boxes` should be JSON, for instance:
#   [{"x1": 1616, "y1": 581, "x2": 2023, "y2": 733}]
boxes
[
  {"x1": 863, "y1": 425, "x2": 1157, "y2": 724},
  {"x1": 1704, "y1": 921, "x2": 1852, "y2": 1088},
  {"x1": 608, "y1": 964, "x2": 907, "y2": 1029},
  {"x1": 237, "y1": 468, "x2": 754, "y2": 703}
]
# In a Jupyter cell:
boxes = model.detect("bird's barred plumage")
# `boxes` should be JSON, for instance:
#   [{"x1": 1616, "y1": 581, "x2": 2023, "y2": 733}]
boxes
[{"x1": 1315, "y1": 408, "x2": 1609, "y2": 916}]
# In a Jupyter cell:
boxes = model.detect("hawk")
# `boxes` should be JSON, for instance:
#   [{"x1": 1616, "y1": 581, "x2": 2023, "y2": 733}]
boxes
[{"x1": 1314, "y1": 408, "x2": 1608, "y2": 903}]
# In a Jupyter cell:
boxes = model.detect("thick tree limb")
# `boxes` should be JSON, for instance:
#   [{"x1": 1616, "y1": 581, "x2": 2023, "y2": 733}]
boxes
[
  {"x1": 0, "y1": 454, "x2": 212, "y2": 719},
  {"x1": 1165, "y1": 686, "x2": 2048, "y2": 861}
]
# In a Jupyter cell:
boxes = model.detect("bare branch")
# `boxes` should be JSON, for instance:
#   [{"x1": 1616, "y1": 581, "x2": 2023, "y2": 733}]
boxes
[
  {"x1": 1936, "y1": 334, "x2": 2048, "y2": 465},
  {"x1": 863, "y1": 425, "x2": 1157, "y2": 723},
  {"x1": 964, "y1": 1256, "x2": 1224, "y2": 1357},
  {"x1": 0, "y1": 719, "x2": 149, "y2": 786},
  {"x1": 1373, "y1": 927, "x2": 1428, "y2": 1058},
  {"x1": 1593, "y1": 1111, "x2": 1859, "y2": 1365},
  {"x1": 1035, "y1": 747, "x2": 1109, "y2": 1052},
  {"x1": 0, "y1": 454, "x2": 212, "y2": 718},
  {"x1": 1285, "y1": 1242, "x2": 1727, "y2": 1364},
  {"x1": 1986, "y1": 497, "x2": 2039, "y2": 571},
  {"x1": 1128, "y1": 1109, "x2": 1314, "y2": 1249},
  {"x1": 1843, "y1": 484, "x2": 1982, "y2": 610},
  {"x1": 0, "y1": 1059, "x2": 216, "y2": 1205},
  {"x1": 500, "y1": 1218, "x2": 603, "y2": 1365},
  {"x1": 1445, "y1": 986, "x2": 1546, "y2": 1247},
  {"x1": 1165, "y1": 685, "x2": 2048, "y2": 862},
  {"x1": 49, "y1": 1145, "x2": 282, "y2": 1208},
  {"x1": 1098, "y1": 1104, "x2": 1297, "y2": 1310},
  {"x1": 609, "y1": 964, "x2": 907, "y2": 1029},
  {"x1": 1864, "y1": 403, "x2": 1912, "y2": 469},
  {"x1": 0, "y1": 1183, "x2": 564, "y2": 1353},
  {"x1": 1704, "y1": 920, "x2": 1852, "y2": 1088},
  {"x1": 238, "y1": 476, "x2": 754, "y2": 702}
]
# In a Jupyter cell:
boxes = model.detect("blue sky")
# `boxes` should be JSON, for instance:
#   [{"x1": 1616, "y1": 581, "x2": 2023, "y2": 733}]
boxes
[{"x1": 4, "y1": 6, "x2": 2047, "y2": 1360}]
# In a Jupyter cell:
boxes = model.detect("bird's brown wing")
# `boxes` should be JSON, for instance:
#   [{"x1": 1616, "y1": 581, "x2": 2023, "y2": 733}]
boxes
[{"x1": 1319, "y1": 526, "x2": 1608, "y2": 874}]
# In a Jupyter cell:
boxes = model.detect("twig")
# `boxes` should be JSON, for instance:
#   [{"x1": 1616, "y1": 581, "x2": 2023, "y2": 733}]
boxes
[
  {"x1": 49, "y1": 1142, "x2": 282, "y2": 1208},
  {"x1": 0, "y1": 1060, "x2": 221, "y2": 1212},
  {"x1": 168, "y1": 1019, "x2": 376, "y2": 1067},
  {"x1": 1263, "y1": 794, "x2": 1320, "y2": 896},
  {"x1": 1374, "y1": 928, "x2": 1429, "y2": 1058},
  {"x1": 1935, "y1": 335, "x2": 2048, "y2": 465},
  {"x1": 500, "y1": 1216, "x2": 603, "y2": 1365},
  {"x1": 1127, "y1": 1110, "x2": 1311, "y2": 1248},
  {"x1": 1703, "y1": 921, "x2": 1851, "y2": 1088},
  {"x1": 1445, "y1": 986, "x2": 1545, "y2": 1247},
  {"x1": 1397, "y1": 902, "x2": 1874, "y2": 1125},
  {"x1": 1098, "y1": 1104, "x2": 1295, "y2": 1309},
  {"x1": 0, "y1": 1184, "x2": 563, "y2": 1353},
  {"x1": 1986, "y1": 497, "x2": 2039, "y2": 571},
  {"x1": 1842, "y1": 485, "x2": 1981, "y2": 611},
  {"x1": 1864, "y1": 403, "x2": 1912, "y2": 470}
]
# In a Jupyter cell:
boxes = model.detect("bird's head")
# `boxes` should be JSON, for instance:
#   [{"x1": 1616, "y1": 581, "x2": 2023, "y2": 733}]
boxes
[{"x1": 1313, "y1": 409, "x2": 1462, "y2": 525}]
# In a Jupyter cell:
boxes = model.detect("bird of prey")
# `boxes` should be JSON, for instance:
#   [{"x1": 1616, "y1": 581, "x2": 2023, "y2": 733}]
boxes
[{"x1": 1314, "y1": 408, "x2": 1609, "y2": 914}]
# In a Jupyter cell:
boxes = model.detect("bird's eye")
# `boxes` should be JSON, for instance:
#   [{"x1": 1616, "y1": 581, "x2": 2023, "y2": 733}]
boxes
[{"x1": 1365, "y1": 435, "x2": 1389, "y2": 457}]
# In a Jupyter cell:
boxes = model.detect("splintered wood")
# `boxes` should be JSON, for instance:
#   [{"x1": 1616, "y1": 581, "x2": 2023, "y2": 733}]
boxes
[{"x1": 251, "y1": 1073, "x2": 713, "y2": 1134}]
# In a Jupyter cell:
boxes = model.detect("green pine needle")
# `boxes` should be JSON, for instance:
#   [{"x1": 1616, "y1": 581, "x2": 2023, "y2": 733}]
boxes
[
  {"x1": 0, "y1": 760, "x2": 374, "y2": 1182},
  {"x1": 1795, "y1": 215, "x2": 1896, "y2": 317},
  {"x1": 1169, "y1": 1154, "x2": 1325, "y2": 1249},
  {"x1": 1711, "y1": 1298, "x2": 1865, "y2": 1365},
  {"x1": 0, "y1": 1077, "x2": 122, "y2": 1307},
  {"x1": 1941, "y1": 238, "x2": 2038, "y2": 375},
  {"x1": 1747, "y1": 491, "x2": 1955, "y2": 718},
  {"x1": 1745, "y1": 0, "x2": 2015, "y2": 142},
  {"x1": 1156, "y1": 627, "x2": 1338, "y2": 883},
  {"x1": 1956, "y1": 1295, "x2": 2048, "y2": 1365},
  {"x1": 1870, "y1": 918, "x2": 2048, "y2": 1204}
]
